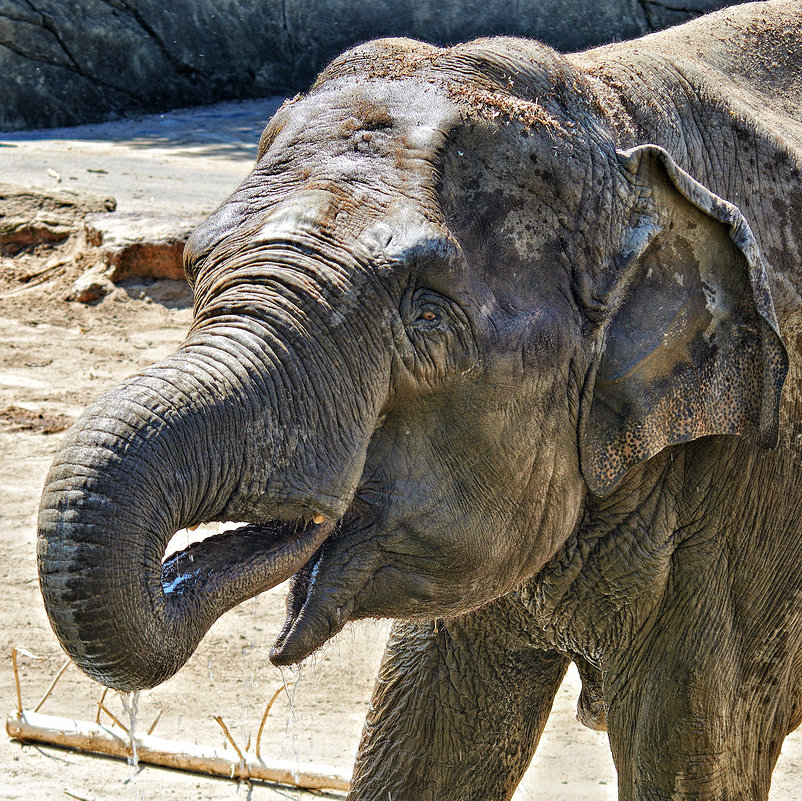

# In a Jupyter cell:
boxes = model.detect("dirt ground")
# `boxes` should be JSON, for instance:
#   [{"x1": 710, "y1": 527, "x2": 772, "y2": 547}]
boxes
[{"x1": 1, "y1": 100, "x2": 800, "y2": 801}]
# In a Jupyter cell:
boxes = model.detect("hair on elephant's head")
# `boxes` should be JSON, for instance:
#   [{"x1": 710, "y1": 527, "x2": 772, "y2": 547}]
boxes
[{"x1": 37, "y1": 37, "x2": 787, "y2": 690}]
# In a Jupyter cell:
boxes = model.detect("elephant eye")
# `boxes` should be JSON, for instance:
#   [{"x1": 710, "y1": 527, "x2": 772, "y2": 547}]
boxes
[
  {"x1": 401, "y1": 286, "x2": 451, "y2": 334},
  {"x1": 410, "y1": 302, "x2": 445, "y2": 330}
]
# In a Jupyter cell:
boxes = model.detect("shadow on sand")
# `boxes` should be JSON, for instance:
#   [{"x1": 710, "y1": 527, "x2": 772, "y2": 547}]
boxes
[{"x1": 0, "y1": 97, "x2": 286, "y2": 160}]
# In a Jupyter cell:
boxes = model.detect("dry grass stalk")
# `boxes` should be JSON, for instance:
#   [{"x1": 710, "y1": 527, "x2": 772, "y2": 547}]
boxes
[
  {"x1": 97, "y1": 702, "x2": 126, "y2": 731},
  {"x1": 11, "y1": 648, "x2": 22, "y2": 715},
  {"x1": 213, "y1": 715, "x2": 246, "y2": 763},
  {"x1": 256, "y1": 682, "x2": 294, "y2": 760},
  {"x1": 34, "y1": 659, "x2": 70, "y2": 712},
  {"x1": 95, "y1": 688, "x2": 109, "y2": 724},
  {"x1": 146, "y1": 708, "x2": 162, "y2": 735}
]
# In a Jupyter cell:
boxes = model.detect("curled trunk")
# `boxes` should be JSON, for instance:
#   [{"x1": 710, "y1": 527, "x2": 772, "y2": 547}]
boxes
[{"x1": 37, "y1": 323, "x2": 353, "y2": 690}]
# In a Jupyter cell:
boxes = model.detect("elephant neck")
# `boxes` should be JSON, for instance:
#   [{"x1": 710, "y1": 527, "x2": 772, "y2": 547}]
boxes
[{"x1": 518, "y1": 448, "x2": 681, "y2": 662}]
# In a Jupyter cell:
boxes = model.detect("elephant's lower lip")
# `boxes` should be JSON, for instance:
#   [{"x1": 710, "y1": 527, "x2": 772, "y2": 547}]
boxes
[
  {"x1": 160, "y1": 517, "x2": 335, "y2": 598},
  {"x1": 269, "y1": 515, "x2": 370, "y2": 665},
  {"x1": 268, "y1": 498, "x2": 384, "y2": 664}
]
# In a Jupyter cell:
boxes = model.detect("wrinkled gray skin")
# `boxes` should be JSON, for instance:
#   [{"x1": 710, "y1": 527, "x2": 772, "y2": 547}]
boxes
[{"x1": 38, "y1": 1, "x2": 802, "y2": 799}]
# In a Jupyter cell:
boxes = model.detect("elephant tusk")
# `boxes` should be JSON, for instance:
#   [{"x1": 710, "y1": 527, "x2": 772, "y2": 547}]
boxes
[
  {"x1": 312, "y1": 513, "x2": 326, "y2": 525},
  {"x1": 187, "y1": 524, "x2": 200, "y2": 531}
]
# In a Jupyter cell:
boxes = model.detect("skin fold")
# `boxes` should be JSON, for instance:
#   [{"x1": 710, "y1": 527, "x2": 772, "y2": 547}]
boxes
[{"x1": 37, "y1": 1, "x2": 802, "y2": 798}]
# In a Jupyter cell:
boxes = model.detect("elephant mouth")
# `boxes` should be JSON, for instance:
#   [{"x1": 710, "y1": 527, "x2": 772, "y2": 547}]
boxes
[
  {"x1": 156, "y1": 502, "x2": 375, "y2": 667},
  {"x1": 159, "y1": 516, "x2": 336, "y2": 602}
]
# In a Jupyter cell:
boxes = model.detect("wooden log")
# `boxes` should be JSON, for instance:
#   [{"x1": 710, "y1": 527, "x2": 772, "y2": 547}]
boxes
[{"x1": 7, "y1": 710, "x2": 350, "y2": 792}]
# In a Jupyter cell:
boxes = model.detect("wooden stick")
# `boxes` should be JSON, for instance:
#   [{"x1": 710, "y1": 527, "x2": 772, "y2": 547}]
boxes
[{"x1": 7, "y1": 711, "x2": 351, "y2": 792}]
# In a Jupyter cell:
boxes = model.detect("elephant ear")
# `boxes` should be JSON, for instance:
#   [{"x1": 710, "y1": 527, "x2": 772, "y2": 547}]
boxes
[{"x1": 580, "y1": 144, "x2": 788, "y2": 497}]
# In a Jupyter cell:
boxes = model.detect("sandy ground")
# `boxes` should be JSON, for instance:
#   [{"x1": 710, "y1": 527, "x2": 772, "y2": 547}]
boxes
[{"x1": 1, "y1": 100, "x2": 800, "y2": 801}]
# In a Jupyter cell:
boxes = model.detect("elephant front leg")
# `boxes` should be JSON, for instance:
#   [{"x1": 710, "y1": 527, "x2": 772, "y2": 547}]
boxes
[
  {"x1": 606, "y1": 647, "x2": 794, "y2": 801},
  {"x1": 348, "y1": 596, "x2": 569, "y2": 801},
  {"x1": 604, "y1": 541, "x2": 798, "y2": 801}
]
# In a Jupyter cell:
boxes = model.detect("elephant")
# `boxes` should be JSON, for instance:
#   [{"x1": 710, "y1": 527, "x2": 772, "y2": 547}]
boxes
[{"x1": 37, "y1": 1, "x2": 802, "y2": 799}]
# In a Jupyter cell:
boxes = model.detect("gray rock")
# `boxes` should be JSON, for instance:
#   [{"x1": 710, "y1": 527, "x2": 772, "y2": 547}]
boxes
[
  {"x1": 0, "y1": 0, "x2": 751, "y2": 132},
  {"x1": 638, "y1": 0, "x2": 744, "y2": 29}
]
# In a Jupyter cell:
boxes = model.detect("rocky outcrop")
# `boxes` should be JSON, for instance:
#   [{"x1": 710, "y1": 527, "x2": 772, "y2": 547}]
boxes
[
  {"x1": 0, "y1": 0, "x2": 748, "y2": 132},
  {"x1": 0, "y1": 183, "x2": 115, "y2": 255},
  {"x1": 84, "y1": 212, "x2": 204, "y2": 282},
  {"x1": 0, "y1": 183, "x2": 197, "y2": 302}
]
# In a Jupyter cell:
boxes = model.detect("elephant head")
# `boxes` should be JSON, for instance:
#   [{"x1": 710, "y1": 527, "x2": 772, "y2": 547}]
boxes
[{"x1": 37, "y1": 37, "x2": 787, "y2": 691}]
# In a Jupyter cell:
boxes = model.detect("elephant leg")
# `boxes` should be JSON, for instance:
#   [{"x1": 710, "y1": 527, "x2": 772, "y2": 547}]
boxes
[
  {"x1": 604, "y1": 538, "x2": 798, "y2": 801},
  {"x1": 348, "y1": 596, "x2": 569, "y2": 801}
]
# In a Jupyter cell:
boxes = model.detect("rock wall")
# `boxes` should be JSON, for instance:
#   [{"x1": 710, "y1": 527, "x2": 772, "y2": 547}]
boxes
[{"x1": 0, "y1": 0, "x2": 751, "y2": 131}]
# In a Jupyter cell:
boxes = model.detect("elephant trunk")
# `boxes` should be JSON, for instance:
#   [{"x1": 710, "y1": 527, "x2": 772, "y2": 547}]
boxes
[{"x1": 37, "y1": 321, "x2": 363, "y2": 691}]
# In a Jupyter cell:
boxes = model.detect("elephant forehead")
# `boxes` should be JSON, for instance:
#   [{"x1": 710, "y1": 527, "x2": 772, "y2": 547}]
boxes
[
  {"x1": 268, "y1": 79, "x2": 457, "y2": 162},
  {"x1": 250, "y1": 189, "x2": 362, "y2": 238}
]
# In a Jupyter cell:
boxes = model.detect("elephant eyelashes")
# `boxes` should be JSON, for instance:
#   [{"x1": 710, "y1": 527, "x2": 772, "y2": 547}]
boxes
[{"x1": 183, "y1": 259, "x2": 197, "y2": 287}]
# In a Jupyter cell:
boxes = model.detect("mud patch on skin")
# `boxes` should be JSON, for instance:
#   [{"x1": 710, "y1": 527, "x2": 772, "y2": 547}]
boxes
[{"x1": 0, "y1": 405, "x2": 73, "y2": 433}]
